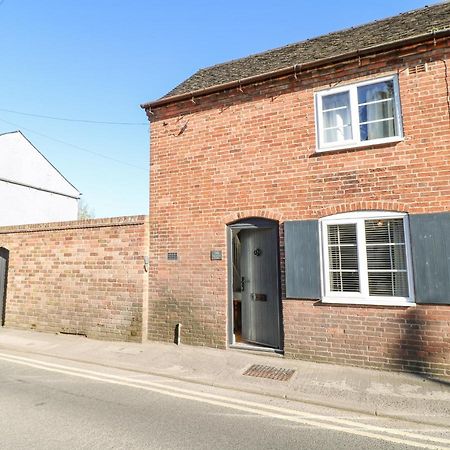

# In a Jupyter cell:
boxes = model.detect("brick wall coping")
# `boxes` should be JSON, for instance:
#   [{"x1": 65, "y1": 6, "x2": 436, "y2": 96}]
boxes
[{"x1": 0, "y1": 215, "x2": 148, "y2": 234}]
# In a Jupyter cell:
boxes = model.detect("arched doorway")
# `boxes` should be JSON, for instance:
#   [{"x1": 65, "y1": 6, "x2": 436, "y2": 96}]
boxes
[
  {"x1": 0, "y1": 247, "x2": 9, "y2": 326},
  {"x1": 227, "y1": 218, "x2": 281, "y2": 349}
]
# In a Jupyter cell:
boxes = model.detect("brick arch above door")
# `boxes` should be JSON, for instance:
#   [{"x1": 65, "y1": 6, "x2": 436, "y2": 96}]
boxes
[{"x1": 223, "y1": 209, "x2": 284, "y2": 225}]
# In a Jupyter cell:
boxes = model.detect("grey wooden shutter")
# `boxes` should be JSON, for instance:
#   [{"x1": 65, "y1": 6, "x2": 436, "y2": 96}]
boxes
[
  {"x1": 284, "y1": 220, "x2": 321, "y2": 299},
  {"x1": 409, "y1": 212, "x2": 450, "y2": 304}
]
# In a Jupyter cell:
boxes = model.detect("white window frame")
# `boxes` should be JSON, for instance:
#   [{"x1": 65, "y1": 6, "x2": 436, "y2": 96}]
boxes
[
  {"x1": 315, "y1": 75, "x2": 404, "y2": 152},
  {"x1": 320, "y1": 211, "x2": 415, "y2": 306}
]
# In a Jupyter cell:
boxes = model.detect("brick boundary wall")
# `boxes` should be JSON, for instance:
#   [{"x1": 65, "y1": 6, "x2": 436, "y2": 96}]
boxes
[{"x1": 0, "y1": 215, "x2": 148, "y2": 342}]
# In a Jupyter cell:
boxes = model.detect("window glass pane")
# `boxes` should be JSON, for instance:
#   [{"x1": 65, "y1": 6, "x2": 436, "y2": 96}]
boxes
[
  {"x1": 328, "y1": 243, "x2": 359, "y2": 271},
  {"x1": 332, "y1": 223, "x2": 357, "y2": 244},
  {"x1": 368, "y1": 272, "x2": 409, "y2": 297},
  {"x1": 342, "y1": 272, "x2": 361, "y2": 292},
  {"x1": 357, "y1": 80, "x2": 396, "y2": 141},
  {"x1": 365, "y1": 219, "x2": 404, "y2": 244},
  {"x1": 391, "y1": 244, "x2": 407, "y2": 271},
  {"x1": 388, "y1": 219, "x2": 405, "y2": 243},
  {"x1": 365, "y1": 218, "x2": 409, "y2": 297},
  {"x1": 324, "y1": 126, "x2": 352, "y2": 144},
  {"x1": 328, "y1": 224, "x2": 339, "y2": 245},
  {"x1": 358, "y1": 80, "x2": 394, "y2": 104},
  {"x1": 323, "y1": 91, "x2": 350, "y2": 110},
  {"x1": 330, "y1": 272, "x2": 361, "y2": 292},
  {"x1": 340, "y1": 246, "x2": 359, "y2": 269},
  {"x1": 330, "y1": 272, "x2": 342, "y2": 291},
  {"x1": 323, "y1": 109, "x2": 350, "y2": 127},
  {"x1": 322, "y1": 92, "x2": 352, "y2": 144},
  {"x1": 360, "y1": 120, "x2": 395, "y2": 141},
  {"x1": 359, "y1": 99, "x2": 394, "y2": 122},
  {"x1": 366, "y1": 245, "x2": 406, "y2": 271},
  {"x1": 393, "y1": 272, "x2": 409, "y2": 297},
  {"x1": 327, "y1": 223, "x2": 359, "y2": 293},
  {"x1": 328, "y1": 246, "x2": 340, "y2": 270}
]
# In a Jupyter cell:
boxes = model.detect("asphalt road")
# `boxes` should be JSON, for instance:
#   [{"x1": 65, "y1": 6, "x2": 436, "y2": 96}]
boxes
[{"x1": 0, "y1": 351, "x2": 449, "y2": 450}]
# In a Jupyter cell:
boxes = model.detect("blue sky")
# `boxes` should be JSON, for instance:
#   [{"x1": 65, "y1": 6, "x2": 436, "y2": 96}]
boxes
[{"x1": 0, "y1": 0, "x2": 432, "y2": 218}]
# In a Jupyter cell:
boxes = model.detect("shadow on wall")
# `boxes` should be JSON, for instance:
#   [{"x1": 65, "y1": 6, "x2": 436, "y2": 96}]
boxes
[
  {"x1": 0, "y1": 247, "x2": 9, "y2": 326},
  {"x1": 396, "y1": 307, "x2": 450, "y2": 384}
]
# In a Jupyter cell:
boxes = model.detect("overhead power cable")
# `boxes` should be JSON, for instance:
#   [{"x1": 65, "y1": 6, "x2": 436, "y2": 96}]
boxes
[
  {"x1": 0, "y1": 108, "x2": 148, "y2": 126},
  {"x1": 0, "y1": 116, "x2": 147, "y2": 171}
]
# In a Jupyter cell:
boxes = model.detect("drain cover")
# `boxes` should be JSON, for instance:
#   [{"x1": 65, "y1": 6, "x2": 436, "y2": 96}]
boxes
[{"x1": 243, "y1": 364, "x2": 295, "y2": 381}]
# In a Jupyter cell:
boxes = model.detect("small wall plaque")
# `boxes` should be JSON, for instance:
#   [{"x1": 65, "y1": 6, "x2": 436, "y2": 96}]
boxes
[{"x1": 210, "y1": 250, "x2": 222, "y2": 261}]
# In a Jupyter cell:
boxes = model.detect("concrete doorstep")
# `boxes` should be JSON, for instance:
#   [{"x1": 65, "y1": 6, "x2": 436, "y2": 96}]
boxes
[{"x1": 0, "y1": 327, "x2": 449, "y2": 428}]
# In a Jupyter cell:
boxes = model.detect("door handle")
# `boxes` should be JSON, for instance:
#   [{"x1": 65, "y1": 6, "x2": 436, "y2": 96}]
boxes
[{"x1": 241, "y1": 277, "x2": 246, "y2": 291}]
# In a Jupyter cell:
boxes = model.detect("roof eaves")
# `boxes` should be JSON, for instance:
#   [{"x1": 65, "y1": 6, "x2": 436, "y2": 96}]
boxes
[{"x1": 141, "y1": 27, "x2": 450, "y2": 111}]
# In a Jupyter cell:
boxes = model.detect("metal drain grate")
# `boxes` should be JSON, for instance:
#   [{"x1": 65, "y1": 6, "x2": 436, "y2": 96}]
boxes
[{"x1": 243, "y1": 364, "x2": 295, "y2": 381}]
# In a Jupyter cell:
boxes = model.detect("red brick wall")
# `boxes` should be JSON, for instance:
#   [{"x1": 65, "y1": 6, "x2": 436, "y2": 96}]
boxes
[
  {"x1": 147, "y1": 38, "x2": 450, "y2": 375},
  {"x1": 283, "y1": 302, "x2": 450, "y2": 378},
  {"x1": 0, "y1": 216, "x2": 148, "y2": 342}
]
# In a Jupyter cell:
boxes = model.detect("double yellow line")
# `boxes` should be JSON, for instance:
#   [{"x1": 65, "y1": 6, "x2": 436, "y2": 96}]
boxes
[{"x1": 0, "y1": 351, "x2": 449, "y2": 449}]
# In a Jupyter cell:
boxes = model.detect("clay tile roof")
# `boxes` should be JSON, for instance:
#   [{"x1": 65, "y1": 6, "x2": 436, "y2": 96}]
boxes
[{"x1": 163, "y1": 3, "x2": 450, "y2": 98}]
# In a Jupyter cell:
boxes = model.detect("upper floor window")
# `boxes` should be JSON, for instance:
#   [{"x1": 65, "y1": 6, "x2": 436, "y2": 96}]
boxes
[
  {"x1": 315, "y1": 76, "x2": 403, "y2": 152},
  {"x1": 320, "y1": 211, "x2": 414, "y2": 306}
]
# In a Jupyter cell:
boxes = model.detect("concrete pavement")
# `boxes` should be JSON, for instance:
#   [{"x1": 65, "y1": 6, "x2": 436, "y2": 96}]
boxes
[
  {"x1": 0, "y1": 327, "x2": 449, "y2": 427},
  {"x1": 5, "y1": 353, "x2": 450, "y2": 449}
]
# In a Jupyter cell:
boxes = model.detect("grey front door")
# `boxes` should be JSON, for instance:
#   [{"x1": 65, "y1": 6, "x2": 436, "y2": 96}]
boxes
[
  {"x1": 240, "y1": 227, "x2": 280, "y2": 348},
  {"x1": 0, "y1": 248, "x2": 8, "y2": 326}
]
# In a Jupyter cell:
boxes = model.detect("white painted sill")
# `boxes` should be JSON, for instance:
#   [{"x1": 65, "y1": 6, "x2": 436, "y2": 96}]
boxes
[
  {"x1": 316, "y1": 136, "x2": 404, "y2": 153},
  {"x1": 321, "y1": 297, "x2": 416, "y2": 307}
]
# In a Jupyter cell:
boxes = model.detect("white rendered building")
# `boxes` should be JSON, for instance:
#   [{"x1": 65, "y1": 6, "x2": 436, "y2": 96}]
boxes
[{"x1": 0, "y1": 131, "x2": 80, "y2": 226}]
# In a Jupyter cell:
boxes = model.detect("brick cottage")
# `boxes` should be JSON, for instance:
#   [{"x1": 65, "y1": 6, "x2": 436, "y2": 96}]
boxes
[{"x1": 141, "y1": 4, "x2": 450, "y2": 377}]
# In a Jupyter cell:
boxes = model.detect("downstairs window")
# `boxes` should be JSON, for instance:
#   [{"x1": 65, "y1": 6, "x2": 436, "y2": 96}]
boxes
[{"x1": 320, "y1": 211, "x2": 414, "y2": 305}]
